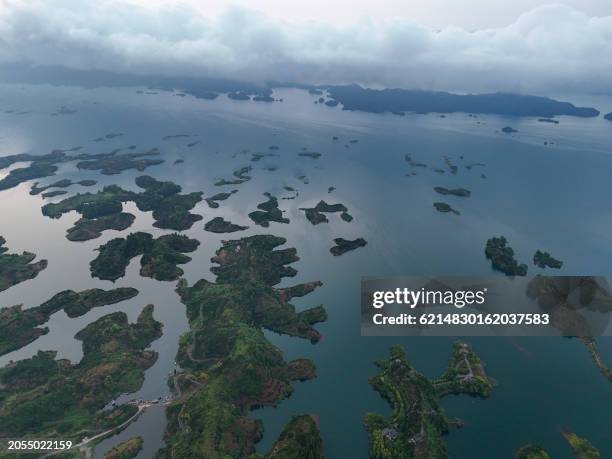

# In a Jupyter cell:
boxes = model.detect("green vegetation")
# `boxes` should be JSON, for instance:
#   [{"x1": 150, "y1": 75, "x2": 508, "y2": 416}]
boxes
[
  {"x1": 300, "y1": 200, "x2": 353, "y2": 225},
  {"x1": 214, "y1": 166, "x2": 252, "y2": 186},
  {"x1": 0, "y1": 149, "x2": 160, "y2": 192},
  {"x1": 0, "y1": 305, "x2": 161, "y2": 443},
  {"x1": 30, "y1": 178, "x2": 97, "y2": 196},
  {"x1": 0, "y1": 287, "x2": 138, "y2": 356},
  {"x1": 103, "y1": 436, "x2": 144, "y2": 459},
  {"x1": 433, "y1": 342, "x2": 494, "y2": 398},
  {"x1": 42, "y1": 185, "x2": 136, "y2": 219},
  {"x1": 134, "y1": 175, "x2": 203, "y2": 230},
  {"x1": 41, "y1": 190, "x2": 68, "y2": 198},
  {"x1": 433, "y1": 202, "x2": 460, "y2": 215},
  {"x1": 364, "y1": 342, "x2": 493, "y2": 459},
  {"x1": 0, "y1": 236, "x2": 48, "y2": 292},
  {"x1": 581, "y1": 338, "x2": 612, "y2": 382},
  {"x1": 76, "y1": 150, "x2": 164, "y2": 175},
  {"x1": 205, "y1": 190, "x2": 238, "y2": 208},
  {"x1": 515, "y1": 444, "x2": 550, "y2": 459},
  {"x1": 562, "y1": 432, "x2": 600, "y2": 459},
  {"x1": 67, "y1": 213, "x2": 136, "y2": 242},
  {"x1": 433, "y1": 187, "x2": 471, "y2": 197},
  {"x1": 156, "y1": 235, "x2": 326, "y2": 458},
  {"x1": 330, "y1": 238, "x2": 367, "y2": 256},
  {"x1": 42, "y1": 185, "x2": 137, "y2": 241},
  {"x1": 485, "y1": 236, "x2": 527, "y2": 276},
  {"x1": 249, "y1": 193, "x2": 290, "y2": 227},
  {"x1": 204, "y1": 217, "x2": 249, "y2": 233},
  {"x1": 90, "y1": 232, "x2": 199, "y2": 281},
  {"x1": 0, "y1": 162, "x2": 59, "y2": 191},
  {"x1": 265, "y1": 415, "x2": 323, "y2": 459},
  {"x1": 42, "y1": 176, "x2": 203, "y2": 239},
  {"x1": 533, "y1": 250, "x2": 563, "y2": 269},
  {"x1": 0, "y1": 151, "x2": 65, "y2": 171}
]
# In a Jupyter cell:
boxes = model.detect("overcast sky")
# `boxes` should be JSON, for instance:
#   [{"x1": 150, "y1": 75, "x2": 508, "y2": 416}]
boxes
[
  {"x1": 125, "y1": 0, "x2": 612, "y2": 29},
  {"x1": 0, "y1": 0, "x2": 611, "y2": 94}
]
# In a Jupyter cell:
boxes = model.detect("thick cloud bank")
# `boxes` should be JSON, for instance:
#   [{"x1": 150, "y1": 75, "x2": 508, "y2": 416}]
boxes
[{"x1": 0, "y1": 0, "x2": 610, "y2": 93}]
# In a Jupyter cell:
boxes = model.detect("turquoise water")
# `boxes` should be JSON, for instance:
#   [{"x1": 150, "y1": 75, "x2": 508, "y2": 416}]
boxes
[{"x1": 0, "y1": 84, "x2": 611, "y2": 457}]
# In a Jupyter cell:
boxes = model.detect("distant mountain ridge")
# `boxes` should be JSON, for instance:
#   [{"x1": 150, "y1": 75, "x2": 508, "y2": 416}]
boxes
[
  {"x1": 0, "y1": 63, "x2": 601, "y2": 118},
  {"x1": 325, "y1": 85, "x2": 600, "y2": 118}
]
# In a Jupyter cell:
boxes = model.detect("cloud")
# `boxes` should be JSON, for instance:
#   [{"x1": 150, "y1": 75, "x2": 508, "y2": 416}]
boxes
[{"x1": 0, "y1": 0, "x2": 611, "y2": 93}]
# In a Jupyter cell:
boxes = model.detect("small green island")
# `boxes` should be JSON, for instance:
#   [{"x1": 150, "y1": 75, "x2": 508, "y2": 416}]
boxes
[
  {"x1": 562, "y1": 431, "x2": 601, "y2": 459},
  {"x1": 0, "y1": 287, "x2": 139, "y2": 356},
  {"x1": 485, "y1": 236, "x2": 528, "y2": 276},
  {"x1": 214, "y1": 166, "x2": 252, "y2": 186},
  {"x1": 433, "y1": 202, "x2": 460, "y2": 215},
  {"x1": 76, "y1": 149, "x2": 164, "y2": 175},
  {"x1": 330, "y1": 237, "x2": 367, "y2": 256},
  {"x1": 364, "y1": 342, "x2": 493, "y2": 459},
  {"x1": 249, "y1": 193, "x2": 290, "y2": 227},
  {"x1": 0, "y1": 236, "x2": 48, "y2": 292},
  {"x1": 533, "y1": 250, "x2": 563, "y2": 269},
  {"x1": 42, "y1": 175, "x2": 203, "y2": 238},
  {"x1": 515, "y1": 444, "x2": 550, "y2": 459},
  {"x1": 42, "y1": 184, "x2": 136, "y2": 241},
  {"x1": 298, "y1": 151, "x2": 322, "y2": 159},
  {"x1": 204, "y1": 216, "x2": 249, "y2": 233},
  {"x1": 434, "y1": 187, "x2": 471, "y2": 197},
  {"x1": 90, "y1": 232, "x2": 200, "y2": 281},
  {"x1": 156, "y1": 235, "x2": 326, "y2": 458},
  {"x1": 30, "y1": 178, "x2": 97, "y2": 196},
  {"x1": 0, "y1": 305, "x2": 162, "y2": 444},
  {"x1": 300, "y1": 200, "x2": 353, "y2": 224},
  {"x1": 133, "y1": 175, "x2": 203, "y2": 230},
  {"x1": 0, "y1": 150, "x2": 75, "y2": 191},
  {"x1": 102, "y1": 436, "x2": 144, "y2": 459},
  {"x1": 205, "y1": 189, "x2": 238, "y2": 208}
]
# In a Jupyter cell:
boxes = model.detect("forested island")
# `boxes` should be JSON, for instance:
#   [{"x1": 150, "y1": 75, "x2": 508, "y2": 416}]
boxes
[
  {"x1": 204, "y1": 217, "x2": 248, "y2": 233},
  {"x1": 485, "y1": 236, "x2": 527, "y2": 276},
  {"x1": 90, "y1": 232, "x2": 199, "y2": 281},
  {"x1": 324, "y1": 86, "x2": 599, "y2": 117},
  {"x1": 434, "y1": 202, "x2": 460, "y2": 215},
  {"x1": 434, "y1": 187, "x2": 471, "y2": 197},
  {"x1": 301, "y1": 200, "x2": 353, "y2": 224},
  {"x1": 0, "y1": 287, "x2": 138, "y2": 356},
  {"x1": 249, "y1": 193, "x2": 290, "y2": 227},
  {"x1": 42, "y1": 175, "x2": 203, "y2": 239},
  {"x1": 156, "y1": 235, "x2": 326, "y2": 458},
  {"x1": 330, "y1": 238, "x2": 367, "y2": 256},
  {"x1": 0, "y1": 305, "x2": 162, "y2": 444},
  {"x1": 533, "y1": 250, "x2": 563, "y2": 269},
  {"x1": 364, "y1": 342, "x2": 493, "y2": 459},
  {"x1": 0, "y1": 236, "x2": 47, "y2": 292}
]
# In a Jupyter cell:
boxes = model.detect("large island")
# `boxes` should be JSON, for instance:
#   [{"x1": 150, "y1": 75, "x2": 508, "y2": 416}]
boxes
[
  {"x1": 156, "y1": 235, "x2": 326, "y2": 458},
  {"x1": 364, "y1": 342, "x2": 493, "y2": 459}
]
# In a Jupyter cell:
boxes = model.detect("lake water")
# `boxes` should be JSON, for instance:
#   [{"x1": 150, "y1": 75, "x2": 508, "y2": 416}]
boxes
[{"x1": 0, "y1": 83, "x2": 611, "y2": 458}]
